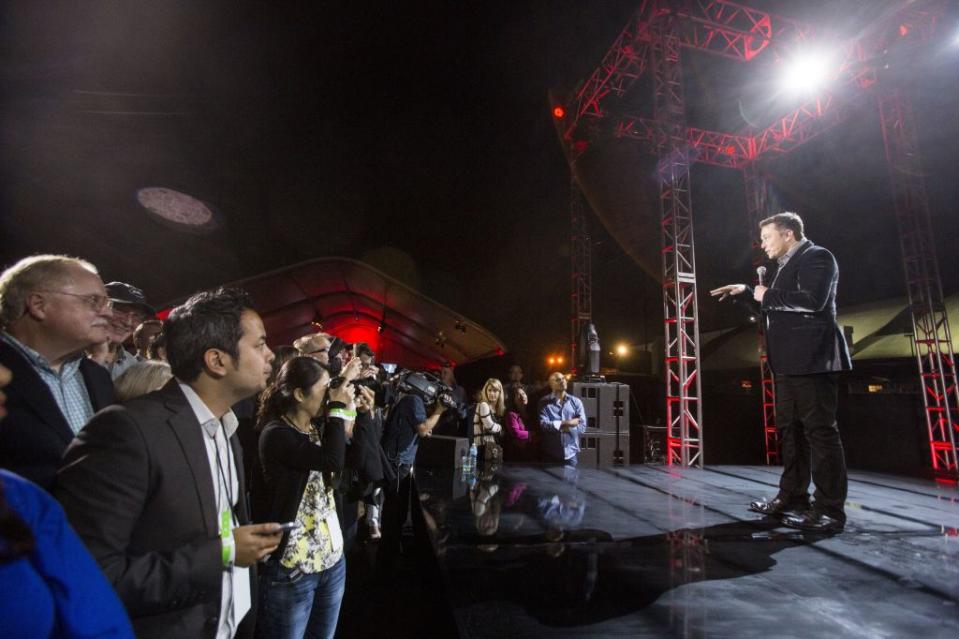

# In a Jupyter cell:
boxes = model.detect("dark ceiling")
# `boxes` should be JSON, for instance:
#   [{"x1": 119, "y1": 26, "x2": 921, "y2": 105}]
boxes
[{"x1": 2, "y1": 1, "x2": 957, "y2": 373}]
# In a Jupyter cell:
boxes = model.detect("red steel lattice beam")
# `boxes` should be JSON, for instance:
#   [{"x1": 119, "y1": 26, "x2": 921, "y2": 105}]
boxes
[
  {"x1": 879, "y1": 88, "x2": 959, "y2": 476},
  {"x1": 563, "y1": 0, "x2": 955, "y2": 473}
]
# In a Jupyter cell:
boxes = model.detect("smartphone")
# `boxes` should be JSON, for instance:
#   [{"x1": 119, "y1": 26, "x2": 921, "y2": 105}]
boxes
[{"x1": 276, "y1": 521, "x2": 301, "y2": 533}]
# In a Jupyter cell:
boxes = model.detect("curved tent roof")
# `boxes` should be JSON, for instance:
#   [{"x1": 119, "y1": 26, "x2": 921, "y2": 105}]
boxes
[{"x1": 162, "y1": 258, "x2": 506, "y2": 370}]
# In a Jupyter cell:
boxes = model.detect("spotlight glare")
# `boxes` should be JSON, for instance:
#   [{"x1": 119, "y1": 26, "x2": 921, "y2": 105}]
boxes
[
  {"x1": 552, "y1": 105, "x2": 566, "y2": 119},
  {"x1": 779, "y1": 50, "x2": 835, "y2": 94},
  {"x1": 615, "y1": 343, "x2": 629, "y2": 356}
]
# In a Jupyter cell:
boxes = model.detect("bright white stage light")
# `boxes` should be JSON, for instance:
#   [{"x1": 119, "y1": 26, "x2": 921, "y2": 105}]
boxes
[{"x1": 779, "y1": 50, "x2": 835, "y2": 94}]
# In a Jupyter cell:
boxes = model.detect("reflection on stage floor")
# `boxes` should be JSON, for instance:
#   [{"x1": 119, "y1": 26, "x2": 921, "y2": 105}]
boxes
[{"x1": 414, "y1": 464, "x2": 959, "y2": 638}]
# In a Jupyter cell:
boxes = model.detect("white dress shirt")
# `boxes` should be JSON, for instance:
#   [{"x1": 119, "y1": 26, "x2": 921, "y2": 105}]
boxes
[{"x1": 178, "y1": 383, "x2": 251, "y2": 639}]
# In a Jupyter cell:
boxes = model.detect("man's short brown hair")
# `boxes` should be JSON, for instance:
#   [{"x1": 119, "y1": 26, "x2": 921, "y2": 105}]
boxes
[{"x1": 759, "y1": 211, "x2": 805, "y2": 241}]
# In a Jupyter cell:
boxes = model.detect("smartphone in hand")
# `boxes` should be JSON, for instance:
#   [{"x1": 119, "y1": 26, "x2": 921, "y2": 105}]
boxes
[{"x1": 275, "y1": 521, "x2": 301, "y2": 533}]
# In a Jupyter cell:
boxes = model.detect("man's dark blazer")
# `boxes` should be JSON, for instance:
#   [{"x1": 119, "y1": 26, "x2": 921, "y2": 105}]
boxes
[
  {"x1": 56, "y1": 379, "x2": 255, "y2": 639},
  {"x1": 754, "y1": 241, "x2": 852, "y2": 376},
  {"x1": 0, "y1": 338, "x2": 114, "y2": 490}
]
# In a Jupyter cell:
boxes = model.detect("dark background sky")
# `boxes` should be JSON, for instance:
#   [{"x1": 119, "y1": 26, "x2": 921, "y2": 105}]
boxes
[{"x1": 2, "y1": 0, "x2": 957, "y2": 374}]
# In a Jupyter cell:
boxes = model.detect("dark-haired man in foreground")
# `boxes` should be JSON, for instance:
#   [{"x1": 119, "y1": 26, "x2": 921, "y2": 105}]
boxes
[
  {"x1": 57, "y1": 288, "x2": 283, "y2": 638},
  {"x1": 711, "y1": 211, "x2": 851, "y2": 533}
]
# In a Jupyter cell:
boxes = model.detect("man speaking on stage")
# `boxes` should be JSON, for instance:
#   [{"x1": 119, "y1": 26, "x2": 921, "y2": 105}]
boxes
[{"x1": 710, "y1": 211, "x2": 852, "y2": 533}]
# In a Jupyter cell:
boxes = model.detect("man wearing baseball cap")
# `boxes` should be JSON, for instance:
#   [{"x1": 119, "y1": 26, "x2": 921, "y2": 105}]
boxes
[{"x1": 100, "y1": 281, "x2": 156, "y2": 380}]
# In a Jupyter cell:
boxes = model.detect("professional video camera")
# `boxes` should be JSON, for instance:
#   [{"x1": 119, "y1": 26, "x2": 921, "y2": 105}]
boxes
[{"x1": 394, "y1": 369, "x2": 458, "y2": 409}]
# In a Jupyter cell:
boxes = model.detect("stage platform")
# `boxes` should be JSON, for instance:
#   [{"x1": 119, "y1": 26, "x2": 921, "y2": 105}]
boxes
[{"x1": 414, "y1": 464, "x2": 959, "y2": 638}]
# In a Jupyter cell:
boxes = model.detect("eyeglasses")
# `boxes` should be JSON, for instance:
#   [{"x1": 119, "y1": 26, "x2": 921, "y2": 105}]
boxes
[
  {"x1": 36, "y1": 290, "x2": 113, "y2": 313},
  {"x1": 305, "y1": 348, "x2": 328, "y2": 356},
  {"x1": 110, "y1": 305, "x2": 146, "y2": 321}
]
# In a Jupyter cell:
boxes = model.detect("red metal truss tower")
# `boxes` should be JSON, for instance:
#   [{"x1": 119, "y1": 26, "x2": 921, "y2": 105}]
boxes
[
  {"x1": 560, "y1": 0, "x2": 957, "y2": 475},
  {"x1": 878, "y1": 88, "x2": 959, "y2": 475},
  {"x1": 743, "y1": 163, "x2": 779, "y2": 465},
  {"x1": 570, "y1": 178, "x2": 593, "y2": 373}
]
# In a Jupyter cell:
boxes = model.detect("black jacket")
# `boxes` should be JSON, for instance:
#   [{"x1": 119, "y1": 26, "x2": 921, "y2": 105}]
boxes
[
  {"x1": 0, "y1": 339, "x2": 114, "y2": 490},
  {"x1": 254, "y1": 407, "x2": 347, "y2": 559},
  {"x1": 343, "y1": 410, "x2": 391, "y2": 500},
  {"x1": 55, "y1": 380, "x2": 253, "y2": 639},
  {"x1": 752, "y1": 241, "x2": 852, "y2": 376}
]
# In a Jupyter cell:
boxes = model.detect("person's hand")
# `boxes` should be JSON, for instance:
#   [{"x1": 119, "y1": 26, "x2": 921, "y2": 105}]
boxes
[
  {"x1": 233, "y1": 523, "x2": 283, "y2": 567},
  {"x1": 340, "y1": 357, "x2": 363, "y2": 383},
  {"x1": 709, "y1": 284, "x2": 747, "y2": 301},
  {"x1": 328, "y1": 380, "x2": 355, "y2": 405},
  {"x1": 432, "y1": 401, "x2": 448, "y2": 417},
  {"x1": 355, "y1": 385, "x2": 375, "y2": 413},
  {"x1": 753, "y1": 285, "x2": 767, "y2": 302},
  {"x1": 562, "y1": 417, "x2": 580, "y2": 428}
]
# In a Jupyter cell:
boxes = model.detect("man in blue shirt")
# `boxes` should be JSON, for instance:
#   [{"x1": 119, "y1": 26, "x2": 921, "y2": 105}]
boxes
[{"x1": 538, "y1": 372, "x2": 587, "y2": 465}]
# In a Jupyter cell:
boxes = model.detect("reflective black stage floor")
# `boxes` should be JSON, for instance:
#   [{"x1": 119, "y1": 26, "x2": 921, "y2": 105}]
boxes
[{"x1": 415, "y1": 464, "x2": 959, "y2": 639}]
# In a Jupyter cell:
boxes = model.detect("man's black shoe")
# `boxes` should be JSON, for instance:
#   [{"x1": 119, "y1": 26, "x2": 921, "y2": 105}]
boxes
[
  {"x1": 748, "y1": 496, "x2": 810, "y2": 516},
  {"x1": 781, "y1": 510, "x2": 845, "y2": 533}
]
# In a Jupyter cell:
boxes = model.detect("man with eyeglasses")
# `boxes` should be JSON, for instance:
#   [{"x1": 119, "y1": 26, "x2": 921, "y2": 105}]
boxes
[
  {"x1": 97, "y1": 281, "x2": 156, "y2": 380},
  {"x1": 0, "y1": 255, "x2": 116, "y2": 490}
]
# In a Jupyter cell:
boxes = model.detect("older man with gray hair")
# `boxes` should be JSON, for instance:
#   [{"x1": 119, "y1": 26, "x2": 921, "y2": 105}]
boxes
[{"x1": 0, "y1": 254, "x2": 116, "y2": 489}]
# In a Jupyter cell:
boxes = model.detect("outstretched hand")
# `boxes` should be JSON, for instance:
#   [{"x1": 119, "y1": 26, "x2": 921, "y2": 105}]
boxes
[{"x1": 709, "y1": 284, "x2": 747, "y2": 301}]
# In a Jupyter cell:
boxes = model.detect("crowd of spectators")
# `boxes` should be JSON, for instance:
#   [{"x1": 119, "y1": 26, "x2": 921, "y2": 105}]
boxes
[{"x1": 0, "y1": 252, "x2": 588, "y2": 638}]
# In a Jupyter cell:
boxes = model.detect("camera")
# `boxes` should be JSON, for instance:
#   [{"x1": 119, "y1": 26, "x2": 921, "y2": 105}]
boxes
[
  {"x1": 393, "y1": 370, "x2": 459, "y2": 409},
  {"x1": 328, "y1": 375, "x2": 378, "y2": 392}
]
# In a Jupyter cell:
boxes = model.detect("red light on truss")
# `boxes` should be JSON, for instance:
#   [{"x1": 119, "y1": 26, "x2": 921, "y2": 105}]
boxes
[
  {"x1": 899, "y1": 24, "x2": 909, "y2": 37},
  {"x1": 725, "y1": 145, "x2": 736, "y2": 155},
  {"x1": 552, "y1": 106, "x2": 566, "y2": 119}
]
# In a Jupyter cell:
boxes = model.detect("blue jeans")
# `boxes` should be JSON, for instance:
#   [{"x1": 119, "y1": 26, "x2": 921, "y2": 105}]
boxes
[{"x1": 256, "y1": 556, "x2": 346, "y2": 639}]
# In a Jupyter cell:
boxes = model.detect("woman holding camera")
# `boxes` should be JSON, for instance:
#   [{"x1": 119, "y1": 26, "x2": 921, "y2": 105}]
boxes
[{"x1": 254, "y1": 356, "x2": 355, "y2": 639}]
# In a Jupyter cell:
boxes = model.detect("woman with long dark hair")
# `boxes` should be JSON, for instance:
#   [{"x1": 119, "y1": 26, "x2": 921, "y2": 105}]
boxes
[
  {"x1": 503, "y1": 386, "x2": 533, "y2": 462},
  {"x1": 254, "y1": 356, "x2": 355, "y2": 639}
]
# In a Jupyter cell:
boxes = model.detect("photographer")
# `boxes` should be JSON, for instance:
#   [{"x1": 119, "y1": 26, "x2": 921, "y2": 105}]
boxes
[
  {"x1": 341, "y1": 384, "x2": 389, "y2": 543},
  {"x1": 434, "y1": 361, "x2": 469, "y2": 437},
  {"x1": 377, "y1": 374, "x2": 448, "y2": 571},
  {"x1": 254, "y1": 356, "x2": 355, "y2": 639}
]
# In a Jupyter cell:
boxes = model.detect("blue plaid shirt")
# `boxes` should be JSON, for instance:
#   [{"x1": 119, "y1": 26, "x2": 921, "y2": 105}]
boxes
[{"x1": 1, "y1": 332, "x2": 95, "y2": 435}]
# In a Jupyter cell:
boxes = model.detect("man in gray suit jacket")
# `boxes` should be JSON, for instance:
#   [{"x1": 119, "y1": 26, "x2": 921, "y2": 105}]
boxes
[
  {"x1": 712, "y1": 212, "x2": 851, "y2": 533},
  {"x1": 57, "y1": 288, "x2": 283, "y2": 638}
]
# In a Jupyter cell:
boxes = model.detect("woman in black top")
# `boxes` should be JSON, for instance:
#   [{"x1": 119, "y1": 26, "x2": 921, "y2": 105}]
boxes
[{"x1": 254, "y1": 356, "x2": 355, "y2": 639}]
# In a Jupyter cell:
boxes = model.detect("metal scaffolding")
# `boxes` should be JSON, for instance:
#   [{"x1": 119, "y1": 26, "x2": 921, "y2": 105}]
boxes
[
  {"x1": 879, "y1": 88, "x2": 959, "y2": 476},
  {"x1": 570, "y1": 179, "x2": 593, "y2": 373},
  {"x1": 559, "y1": 0, "x2": 956, "y2": 475},
  {"x1": 742, "y1": 163, "x2": 779, "y2": 465}
]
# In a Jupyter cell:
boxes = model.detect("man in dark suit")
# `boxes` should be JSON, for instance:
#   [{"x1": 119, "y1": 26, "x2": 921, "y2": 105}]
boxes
[
  {"x1": 57, "y1": 288, "x2": 283, "y2": 638},
  {"x1": 711, "y1": 212, "x2": 851, "y2": 533},
  {"x1": 0, "y1": 255, "x2": 116, "y2": 490}
]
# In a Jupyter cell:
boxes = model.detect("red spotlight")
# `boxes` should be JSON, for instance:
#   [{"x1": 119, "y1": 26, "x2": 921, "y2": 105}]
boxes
[
  {"x1": 725, "y1": 145, "x2": 736, "y2": 155},
  {"x1": 898, "y1": 24, "x2": 909, "y2": 37},
  {"x1": 552, "y1": 105, "x2": 566, "y2": 119}
]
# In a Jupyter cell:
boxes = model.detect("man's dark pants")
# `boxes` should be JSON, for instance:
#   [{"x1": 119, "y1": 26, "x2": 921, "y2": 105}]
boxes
[
  {"x1": 775, "y1": 372, "x2": 847, "y2": 520},
  {"x1": 377, "y1": 463, "x2": 412, "y2": 571}
]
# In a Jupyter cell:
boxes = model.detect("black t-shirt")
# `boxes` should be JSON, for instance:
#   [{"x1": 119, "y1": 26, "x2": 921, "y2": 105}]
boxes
[{"x1": 381, "y1": 394, "x2": 427, "y2": 466}]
